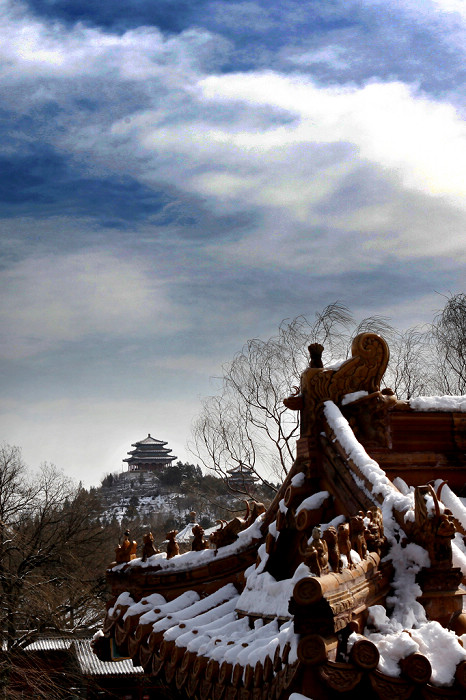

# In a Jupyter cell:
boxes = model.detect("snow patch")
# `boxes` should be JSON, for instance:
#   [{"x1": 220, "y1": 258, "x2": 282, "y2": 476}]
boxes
[
  {"x1": 296, "y1": 491, "x2": 329, "y2": 516},
  {"x1": 436, "y1": 480, "x2": 466, "y2": 532},
  {"x1": 341, "y1": 391, "x2": 369, "y2": 405},
  {"x1": 409, "y1": 396, "x2": 466, "y2": 412},
  {"x1": 237, "y1": 560, "x2": 310, "y2": 619},
  {"x1": 291, "y1": 472, "x2": 306, "y2": 487}
]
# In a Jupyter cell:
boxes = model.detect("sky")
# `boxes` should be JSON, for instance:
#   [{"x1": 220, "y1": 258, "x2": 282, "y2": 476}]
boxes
[{"x1": 1, "y1": 0, "x2": 466, "y2": 486}]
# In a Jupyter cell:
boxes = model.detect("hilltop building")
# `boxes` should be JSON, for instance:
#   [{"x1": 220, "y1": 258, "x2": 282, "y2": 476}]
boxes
[
  {"x1": 227, "y1": 463, "x2": 258, "y2": 492},
  {"x1": 123, "y1": 434, "x2": 177, "y2": 473}
]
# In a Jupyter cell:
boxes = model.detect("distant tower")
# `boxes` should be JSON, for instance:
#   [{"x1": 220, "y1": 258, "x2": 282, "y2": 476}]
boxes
[
  {"x1": 227, "y1": 463, "x2": 258, "y2": 492},
  {"x1": 123, "y1": 434, "x2": 177, "y2": 473}
]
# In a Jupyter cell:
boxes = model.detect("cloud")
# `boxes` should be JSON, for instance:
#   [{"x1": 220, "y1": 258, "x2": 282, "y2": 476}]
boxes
[
  {"x1": 0, "y1": 144, "x2": 180, "y2": 227},
  {"x1": 5, "y1": 0, "x2": 466, "y2": 96},
  {"x1": 431, "y1": 0, "x2": 466, "y2": 19},
  {"x1": 370, "y1": 291, "x2": 444, "y2": 329},
  {"x1": 1, "y1": 0, "x2": 465, "y2": 334},
  {"x1": 0, "y1": 1, "x2": 229, "y2": 86},
  {"x1": 23, "y1": 0, "x2": 212, "y2": 33},
  {"x1": 207, "y1": 1, "x2": 275, "y2": 32},
  {"x1": 102, "y1": 71, "x2": 466, "y2": 274},
  {"x1": 2, "y1": 1, "x2": 466, "y2": 214},
  {"x1": 198, "y1": 74, "x2": 466, "y2": 203},
  {"x1": 0, "y1": 248, "x2": 185, "y2": 359}
]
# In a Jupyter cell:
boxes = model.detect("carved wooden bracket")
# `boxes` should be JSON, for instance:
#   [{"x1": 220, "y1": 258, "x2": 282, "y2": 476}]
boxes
[{"x1": 284, "y1": 333, "x2": 390, "y2": 444}]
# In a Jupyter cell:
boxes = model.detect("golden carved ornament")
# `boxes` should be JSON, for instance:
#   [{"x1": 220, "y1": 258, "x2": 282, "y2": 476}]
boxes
[
  {"x1": 349, "y1": 638, "x2": 380, "y2": 670},
  {"x1": 284, "y1": 333, "x2": 390, "y2": 441},
  {"x1": 319, "y1": 661, "x2": 362, "y2": 691},
  {"x1": 297, "y1": 634, "x2": 329, "y2": 665},
  {"x1": 399, "y1": 652, "x2": 432, "y2": 685},
  {"x1": 369, "y1": 670, "x2": 414, "y2": 700}
]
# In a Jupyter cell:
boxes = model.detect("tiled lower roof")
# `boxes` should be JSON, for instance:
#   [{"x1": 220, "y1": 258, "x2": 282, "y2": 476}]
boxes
[
  {"x1": 18, "y1": 637, "x2": 144, "y2": 678},
  {"x1": 19, "y1": 638, "x2": 73, "y2": 652},
  {"x1": 73, "y1": 640, "x2": 144, "y2": 677}
]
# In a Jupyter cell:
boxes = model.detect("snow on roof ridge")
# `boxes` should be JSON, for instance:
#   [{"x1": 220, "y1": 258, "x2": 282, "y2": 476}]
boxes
[
  {"x1": 409, "y1": 395, "x2": 466, "y2": 412},
  {"x1": 323, "y1": 400, "x2": 412, "y2": 512},
  {"x1": 175, "y1": 611, "x2": 241, "y2": 655},
  {"x1": 110, "y1": 513, "x2": 265, "y2": 574},
  {"x1": 295, "y1": 490, "x2": 329, "y2": 516},
  {"x1": 155, "y1": 595, "x2": 238, "y2": 638},
  {"x1": 168, "y1": 583, "x2": 238, "y2": 626},
  {"x1": 123, "y1": 591, "x2": 172, "y2": 620}
]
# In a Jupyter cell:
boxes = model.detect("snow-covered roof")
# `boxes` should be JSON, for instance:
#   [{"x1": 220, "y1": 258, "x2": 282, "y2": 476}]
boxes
[
  {"x1": 133, "y1": 434, "x2": 166, "y2": 446},
  {"x1": 96, "y1": 333, "x2": 466, "y2": 699},
  {"x1": 19, "y1": 637, "x2": 145, "y2": 677},
  {"x1": 175, "y1": 521, "x2": 197, "y2": 543},
  {"x1": 409, "y1": 395, "x2": 466, "y2": 411},
  {"x1": 23, "y1": 638, "x2": 73, "y2": 652},
  {"x1": 110, "y1": 515, "x2": 264, "y2": 573},
  {"x1": 73, "y1": 639, "x2": 144, "y2": 676},
  {"x1": 123, "y1": 433, "x2": 177, "y2": 466}
]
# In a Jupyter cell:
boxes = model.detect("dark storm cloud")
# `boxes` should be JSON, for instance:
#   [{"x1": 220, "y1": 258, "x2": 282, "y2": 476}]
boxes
[
  {"x1": 0, "y1": 135, "x2": 259, "y2": 244},
  {"x1": 0, "y1": 144, "x2": 170, "y2": 222},
  {"x1": 24, "y1": 0, "x2": 354, "y2": 35},
  {"x1": 22, "y1": 0, "x2": 466, "y2": 92},
  {"x1": 25, "y1": 0, "x2": 210, "y2": 33}
]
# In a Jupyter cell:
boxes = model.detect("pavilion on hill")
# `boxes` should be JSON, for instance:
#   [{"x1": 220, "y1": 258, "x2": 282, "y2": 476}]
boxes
[
  {"x1": 123, "y1": 434, "x2": 177, "y2": 473},
  {"x1": 227, "y1": 463, "x2": 258, "y2": 492}
]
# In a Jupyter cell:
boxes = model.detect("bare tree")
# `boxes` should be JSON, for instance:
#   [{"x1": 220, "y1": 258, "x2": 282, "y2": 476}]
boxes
[
  {"x1": 0, "y1": 445, "x2": 108, "y2": 696},
  {"x1": 430, "y1": 293, "x2": 466, "y2": 395},
  {"x1": 383, "y1": 327, "x2": 435, "y2": 399}
]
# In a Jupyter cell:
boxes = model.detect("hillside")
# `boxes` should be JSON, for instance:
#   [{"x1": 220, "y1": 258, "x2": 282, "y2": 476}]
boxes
[{"x1": 97, "y1": 462, "x2": 276, "y2": 549}]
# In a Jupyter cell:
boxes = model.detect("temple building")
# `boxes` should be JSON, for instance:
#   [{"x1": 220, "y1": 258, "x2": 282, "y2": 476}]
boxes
[
  {"x1": 227, "y1": 463, "x2": 259, "y2": 492},
  {"x1": 95, "y1": 333, "x2": 466, "y2": 700},
  {"x1": 123, "y1": 434, "x2": 177, "y2": 472}
]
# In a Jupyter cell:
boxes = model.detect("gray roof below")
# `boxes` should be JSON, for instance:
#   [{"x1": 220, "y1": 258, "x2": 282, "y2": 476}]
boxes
[
  {"x1": 12, "y1": 637, "x2": 144, "y2": 678},
  {"x1": 22, "y1": 638, "x2": 72, "y2": 652},
  {"x1": 72, "y1": 640, "x2": 144, "y2": 677}
]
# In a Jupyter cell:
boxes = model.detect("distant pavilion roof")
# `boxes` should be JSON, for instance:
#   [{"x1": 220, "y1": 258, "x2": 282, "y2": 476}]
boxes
[
  {"x1": 123, "y1": 434, "x2": 177, "y2": 471},
  {"x1": 227, "y1": 463, "x2": 258, "y2": 487}
]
